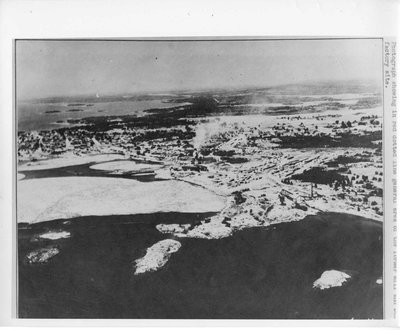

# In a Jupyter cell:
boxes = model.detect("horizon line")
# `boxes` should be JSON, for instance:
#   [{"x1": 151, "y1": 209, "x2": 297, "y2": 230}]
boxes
[{"x1": 17, "y1": 78, "x2": 382, "y2": 103}]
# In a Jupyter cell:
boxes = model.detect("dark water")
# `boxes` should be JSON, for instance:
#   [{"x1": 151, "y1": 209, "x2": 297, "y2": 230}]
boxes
[
  {"x1": 17, "y1": 100, "x2": 188, "y2": 131},
  {"x1": 18, "y1": 213, "x2": 383, "y2": 319},
  {"x1": 19, "y1": 161, "x2": 164, "y2": 182}
]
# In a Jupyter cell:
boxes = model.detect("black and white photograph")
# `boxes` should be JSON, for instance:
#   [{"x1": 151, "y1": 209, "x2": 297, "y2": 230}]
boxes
[{"x1": 15, "y1": 38, "x2": 385, "y2": 319}]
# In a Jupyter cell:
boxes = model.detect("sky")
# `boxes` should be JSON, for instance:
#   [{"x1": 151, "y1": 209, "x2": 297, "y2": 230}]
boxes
[{"x1": 16, "y1": 39, "x2": 383, "y2": 100}]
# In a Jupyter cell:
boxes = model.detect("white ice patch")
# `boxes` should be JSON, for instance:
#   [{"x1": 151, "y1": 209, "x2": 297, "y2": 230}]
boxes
[
  {"x1": 90, "y1": 160, "x2": 162, "y2": 172},
  {"x1": 376, "y1": 278, "x2": 383, "y2": 285},
  {"x1": 134, "y1": 239, "x2": 181, "y2": 275},
  {"x1": 313, "y1": 270, "x2": 351, "y2": 290},
  {"x1": 17, "y1": 177, "x2": 225, "y2": 223},
  {"x1": 229, "y1": 213, "x2": 262, "y2": 230},
  {"x1": 17, "y1": 173, "x2": 25, "y2": 180},
  {"x1": 38, "y1": 231, "x2": 71, "y2": 240}
]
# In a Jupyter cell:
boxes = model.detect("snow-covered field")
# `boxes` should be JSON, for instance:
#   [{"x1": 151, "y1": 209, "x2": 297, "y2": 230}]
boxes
[{"x1": 17, "y1": 177, "x2": 225, "y2": 224}]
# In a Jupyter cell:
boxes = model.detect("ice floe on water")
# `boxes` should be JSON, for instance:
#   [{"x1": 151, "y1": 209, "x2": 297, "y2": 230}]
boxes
[
  {"x1": 26, "y1": 247, "x2": 60, "y2": 264},
  {"x1": 313, "y1": 270, "x2": 351, "y2": 290},
  {"x1": 17, "y1": 177, "x2": 225, "y2": 223},
  {"x1": 90, "y1": 160, "x2": 162, "y2": 173},
  {"x1": 37, "y1": 231, "x2": 71, "y2": 240},
  {"x1": 134, "y1": 239, "x2": 181, "y2": 275}
]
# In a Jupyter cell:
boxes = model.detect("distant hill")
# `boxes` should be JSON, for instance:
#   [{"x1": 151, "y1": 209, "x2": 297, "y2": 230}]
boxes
[{"x1": 23, "y1": 80, "x2": 381, "y2": 104}]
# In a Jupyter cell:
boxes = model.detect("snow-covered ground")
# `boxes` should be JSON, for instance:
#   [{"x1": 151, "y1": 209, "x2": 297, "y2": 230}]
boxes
[
  {"x1": 17, "y1": 177, "x2": 225, "y2": 224},
  {"x1": 156, "y1": 102, "x2": 383, "y2": 240},
  {"x1": 18, "y1": 95, "x2": 383, "y2": 233}
]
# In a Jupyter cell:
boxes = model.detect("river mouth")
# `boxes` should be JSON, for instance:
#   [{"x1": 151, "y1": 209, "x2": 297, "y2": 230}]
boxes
[{"x1": 18, "y1": 212, "x2": 382, "y2": 319}]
